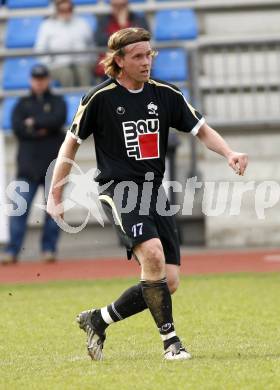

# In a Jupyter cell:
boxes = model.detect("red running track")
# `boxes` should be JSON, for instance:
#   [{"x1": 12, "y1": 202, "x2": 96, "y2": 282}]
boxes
[{"x1": 1, "y1": 249, "x2": 280, "y2": 284}]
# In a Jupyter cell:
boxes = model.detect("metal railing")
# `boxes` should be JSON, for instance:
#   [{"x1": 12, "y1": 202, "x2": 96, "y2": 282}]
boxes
[{"x1": 0, "y1": 44, "x2": 191, "y2": 99}]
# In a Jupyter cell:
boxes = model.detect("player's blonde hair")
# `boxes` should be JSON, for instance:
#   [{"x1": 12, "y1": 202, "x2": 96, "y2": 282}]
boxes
[{"x1": 101, "y1": 27, "x2": 152, "y2": 79}]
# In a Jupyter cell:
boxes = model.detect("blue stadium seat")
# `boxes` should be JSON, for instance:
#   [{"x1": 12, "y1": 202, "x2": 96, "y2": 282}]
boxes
[
  {"x1": 80, "y1": 14, "x2": 97, "y2": 32},
  {"x1": 2, "y1": 58, "x2": 38, "y2": 90},
  {"x1": 1, "y1": 97, "x2": 18, "y2": 132},
  {"x1": 152, "y1": 49, "x2": 188, "y2": 82},
  {"x1": 154, "y1": 9, "x2": 198, "y2": 41},
  {"x1": 72, "y1": 0, "x2": 97, "y2": 4},
  {"x1": 104, "y1": 0, "x2": 146, "y2": 3},
  {"x1": 5, "y1": 17, "x2": 43, "y2": 48},
  {"x1": 7, "y1": 0, "x2": 49, "y2": 8},
  {"x1": 64, "y1": 93, "x2": 84, "y2": 126}
]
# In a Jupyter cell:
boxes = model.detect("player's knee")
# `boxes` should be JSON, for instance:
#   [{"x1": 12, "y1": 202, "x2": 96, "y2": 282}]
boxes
[
  {"x1": 167, "y1": 275, "x2": 179, "y2": 294},
  {"x1": 145, "y1": 245, "x2": 165, "y2": 275}
]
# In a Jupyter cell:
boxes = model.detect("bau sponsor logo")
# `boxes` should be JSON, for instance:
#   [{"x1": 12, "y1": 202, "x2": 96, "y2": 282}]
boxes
[{"x1": 122, "y1": 119, "x2": 160, "y2": 160}]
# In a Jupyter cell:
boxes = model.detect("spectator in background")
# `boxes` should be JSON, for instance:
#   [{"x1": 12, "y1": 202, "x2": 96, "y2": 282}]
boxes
[
  {"x1": 0, "y1": 64, "x2": 66, "y2": 265},
  {"x1": 35, "y1": 0, "x2": 94, "y2": 87},
  {"x1": 94, "y1": 0, "x2": 149, "y2": 79}
]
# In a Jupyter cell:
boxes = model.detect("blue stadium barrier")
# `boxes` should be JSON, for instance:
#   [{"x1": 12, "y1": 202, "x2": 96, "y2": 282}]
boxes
[
  {"x1": 80, "y1": 14, "x2": 97, "y2": 32},
  {"x1": 154, "y1": 9, "x2": 198, "y2": 41},
  {"x1": 5, "y1": 16, "x2": 43, "y2": 48},
  {"x1": 7, "y1": 0, "x2": 49, "y2": 8},
  {"x1": 64, "y1": 93, "x2": 84, "y2": 126},
  {"x1": 152, "y1": 49, "x2": 188, "y2": 81},
  {"x1": 2, "y1": 58, "x2": 38, "y2": 90},
  {"x1": 73, "y1": 0, "x2": 97, "y2": 4},
  {"x1": 104, "y1": 0, "x2": 146, "y2": 3},
  {"x1": 1, "y1": 97, "x2": 18, "y2": 132}
]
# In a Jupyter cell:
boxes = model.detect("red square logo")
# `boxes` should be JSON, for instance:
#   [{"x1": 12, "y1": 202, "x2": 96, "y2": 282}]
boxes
[{"x1": 138, "y1": 133, "x2": 159, "y2": 159}]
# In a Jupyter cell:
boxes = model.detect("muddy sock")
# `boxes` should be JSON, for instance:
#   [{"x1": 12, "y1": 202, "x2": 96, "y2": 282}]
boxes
[{"x1": 141, "y1": 278, "x2": 179, "y2": 348}]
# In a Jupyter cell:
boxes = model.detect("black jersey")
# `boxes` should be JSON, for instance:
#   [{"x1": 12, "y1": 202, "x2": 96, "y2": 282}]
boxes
[{"x1": 70, "y1": 78, "x2": 205, "y2": 184}]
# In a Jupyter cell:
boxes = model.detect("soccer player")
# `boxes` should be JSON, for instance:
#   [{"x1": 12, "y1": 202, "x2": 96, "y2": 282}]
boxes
[{"x1": 47, "y1": 28, "x2": 248, "y2": 360}]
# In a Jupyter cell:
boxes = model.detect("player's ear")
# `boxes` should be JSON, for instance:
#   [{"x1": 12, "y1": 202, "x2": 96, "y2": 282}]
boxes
[{"x1": 114, "y1": 54, "x2": 124, "y2": 69}]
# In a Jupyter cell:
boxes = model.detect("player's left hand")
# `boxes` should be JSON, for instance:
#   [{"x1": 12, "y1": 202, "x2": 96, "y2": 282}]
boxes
[
  {"x1": 46, "y1": 192, "x2": 64, "y2": 220},
  {"x1": 227, "y1": 152, "x2": 248, "y2": 176}
]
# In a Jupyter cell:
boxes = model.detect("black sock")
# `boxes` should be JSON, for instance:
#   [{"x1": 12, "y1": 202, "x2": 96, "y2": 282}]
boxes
[
  {"x1": 111, "y1": 283, "x2": 148, "y2": 318},
  {"x1": 141, "y1": 278, "x2": 180, "y2": 349},
  {"x1": 91, "y1": 309, "x2": 108, "y2": 334},
  {"x1": 92, "y1": 283, "x2": 147, "y2": 334}
]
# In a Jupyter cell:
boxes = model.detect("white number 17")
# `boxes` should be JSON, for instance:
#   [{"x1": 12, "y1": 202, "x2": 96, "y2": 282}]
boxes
[{"x1": 132, "y1": 223, "x2": 143, "y2": 237}]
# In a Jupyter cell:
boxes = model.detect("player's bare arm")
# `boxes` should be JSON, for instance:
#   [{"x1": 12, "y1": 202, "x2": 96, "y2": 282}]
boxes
[
  {"x1": 197, "y1": 122, "x2": 248, "y2": 176},
  {"x1": 47, "y1": 132, "x2": 80, "y2": 219}
]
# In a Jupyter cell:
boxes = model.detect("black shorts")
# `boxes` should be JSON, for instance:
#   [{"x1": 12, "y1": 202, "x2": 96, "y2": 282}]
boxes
[{"x1": 99, "y1": 182, "x2": 180, "y2": 265}]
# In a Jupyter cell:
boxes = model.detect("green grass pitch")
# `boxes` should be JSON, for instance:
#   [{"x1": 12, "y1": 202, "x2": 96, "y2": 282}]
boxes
[{"x1": 1, "y1": 273, "x2": 280, "y2": 390}]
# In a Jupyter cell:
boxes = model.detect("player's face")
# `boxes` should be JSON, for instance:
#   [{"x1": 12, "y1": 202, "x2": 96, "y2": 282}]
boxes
[{"x1": 118, "y1": 41, "x2": 154, "y2": 88}]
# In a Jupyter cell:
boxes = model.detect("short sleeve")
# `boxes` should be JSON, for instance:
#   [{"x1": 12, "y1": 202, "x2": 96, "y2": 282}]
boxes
[
  {"x1": 171, "y1": 91, "x2": 205, "y2": 136},
  {"x1": 69, "y1": 93, "x2": 98, "y2": 143}
]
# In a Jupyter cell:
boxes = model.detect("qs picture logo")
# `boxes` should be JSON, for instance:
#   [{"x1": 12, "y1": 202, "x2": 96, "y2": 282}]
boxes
[{"x1": 122, "y1": 119, "x2": 160, "y2": 160}]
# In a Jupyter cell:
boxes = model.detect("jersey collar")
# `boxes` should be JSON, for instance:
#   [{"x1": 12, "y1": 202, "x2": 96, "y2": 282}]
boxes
[{"x1": 114, "y1": 78, "x2": 144, "y2": 94}]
